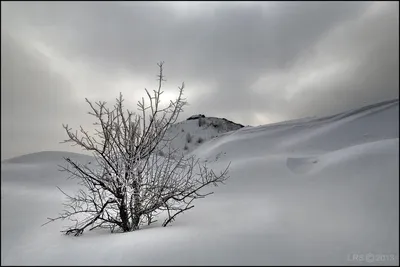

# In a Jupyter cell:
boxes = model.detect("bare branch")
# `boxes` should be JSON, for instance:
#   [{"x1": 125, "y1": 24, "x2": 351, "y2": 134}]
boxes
[{"x1": 45, "y1": 62, "x2": 229, "y2": 236}]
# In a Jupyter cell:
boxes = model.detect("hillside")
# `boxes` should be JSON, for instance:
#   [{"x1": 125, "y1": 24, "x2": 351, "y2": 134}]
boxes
[
  {"x1": 3, "y1": 151, "x2": 93, "y2": 165},
  {"x1": 1, "y1": 99, "x2": 398, "y2": 265},
  {"x1": 159, "y1": 115, "x2": 244, "y2": 155}
]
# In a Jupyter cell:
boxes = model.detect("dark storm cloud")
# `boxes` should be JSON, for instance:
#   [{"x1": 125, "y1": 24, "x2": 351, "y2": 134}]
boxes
[
  {"x1": 1, "y1": 1, "x2": 398, "y2": 159},
  {"x1": 254, "y1": 2, "x2": 399, "y2": 120}
]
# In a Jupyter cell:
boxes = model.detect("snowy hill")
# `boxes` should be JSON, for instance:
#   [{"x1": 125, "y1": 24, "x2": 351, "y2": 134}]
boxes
[
  {"x1": 3, "y1": 151, "x2": 93, "y2": 165},
  {"x1": 1, "y1": 151, "x2": 94, "y2": 188},
  {"x1": 193, "y1": 99, "x2": 399, "y2": 159},
  {"x1": 1, "y1": 99, "x2": 399, "y2": 265},
  {"x1": 159, "y1": 115, "x2": 244, "y2": 155}
]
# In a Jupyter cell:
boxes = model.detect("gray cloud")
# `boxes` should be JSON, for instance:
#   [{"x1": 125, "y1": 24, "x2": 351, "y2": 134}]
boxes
[
  {"x1": 1, "y1": 31, "x2": 91, "y2": 159},
  {"x1": 1, "y1": 1, "x2": 398, "y2": 159}
]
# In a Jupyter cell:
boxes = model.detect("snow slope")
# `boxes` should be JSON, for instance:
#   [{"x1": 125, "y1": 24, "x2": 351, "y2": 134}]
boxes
[
  {"x1": 1, "y1": 99, "x2": 399, "y2": 265},
  {"x1": 159, "y1": 116, "x2": 244, "y2": 155}
]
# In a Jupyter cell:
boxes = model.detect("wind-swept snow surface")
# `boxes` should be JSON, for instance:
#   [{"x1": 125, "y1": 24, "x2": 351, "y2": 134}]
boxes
[{"x1": 1, "y1": 99, "x2": 399, "y2": 265}]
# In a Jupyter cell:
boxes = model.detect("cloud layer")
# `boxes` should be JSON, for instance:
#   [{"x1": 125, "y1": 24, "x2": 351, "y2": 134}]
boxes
[{"x1": 1, "y1": 1, "x2": 398, "y2": 159}]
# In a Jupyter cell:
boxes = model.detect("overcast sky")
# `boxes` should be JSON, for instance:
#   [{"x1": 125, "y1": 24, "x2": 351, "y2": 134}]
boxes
[{"x1": 1, "y1": 1, "x2": 399, "y2": 160}]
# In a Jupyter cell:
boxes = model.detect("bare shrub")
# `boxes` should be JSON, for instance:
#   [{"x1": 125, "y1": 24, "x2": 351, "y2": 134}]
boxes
[
  {"x1": 186, "y1": 133, "x2": 192, "y2": 143},
  {"x1": 43, "y1": 62, "x2": 229, "y2": 236}
]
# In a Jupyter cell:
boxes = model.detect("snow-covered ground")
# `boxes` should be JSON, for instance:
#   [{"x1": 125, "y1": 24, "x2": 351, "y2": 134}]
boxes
[
  {"x1": 159, "y1": 116, "x2": 244, "y2": 155},
  {"x1": 1, "y1": 99, "x2": 399, "y2": 265}
]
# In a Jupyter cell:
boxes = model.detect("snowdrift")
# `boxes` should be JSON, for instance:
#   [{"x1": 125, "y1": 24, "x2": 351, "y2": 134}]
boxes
[{"x1": 1, "y1": 99, "x2": 398, "y2": 265}]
